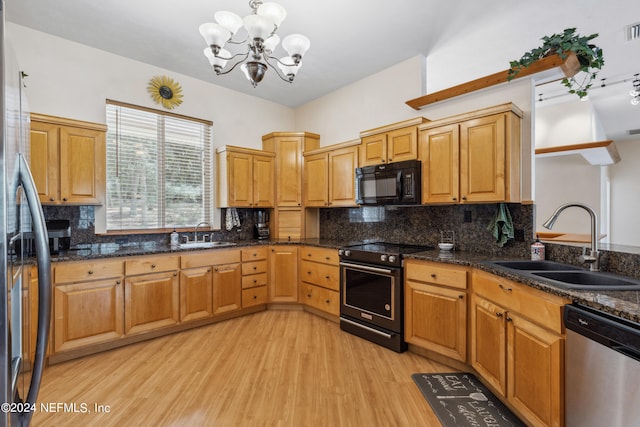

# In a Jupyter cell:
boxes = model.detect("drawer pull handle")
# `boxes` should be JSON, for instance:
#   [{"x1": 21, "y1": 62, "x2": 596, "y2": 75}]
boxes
[
  {"x1": 506, "y1": 315, "x2": 513, "y2": 322},
  {"x1": 499, "y1": 284, "x2": 512, "y2": 292},
  {"x1": 307, "y1": 271, "x2": 312, "y2": 275},
  {"x1": 253, "y1": 279, "x2": 257, "y2": 283},
  {"x1": 253, "y1": 253, "x2": 257, "y2": 257},
  {"x1": 325, "y1": 257, "x2": 330, "y2": 260},
  {"x1": 307, "y1": 253, "x2": 312, "y2": 257},
  {"x1": 88, "y1": 270, "x2": 94, "y2": 275},
  {"x1": 325, "y1": 299, "x2": 331, "y2": 304},
  {"x1": 253, "y1": 266, "x2": 257, "y2": 270},
  {"x1": 430, "y1": 273, "x2": 436, "y2": 278},
  {"x1": 253, "y1": 295, "x2": 257, "y2": 300},
  {"x1": 496, "y1": 312, "x2": 503, "y2": 318},
  {"x1": 458, "y1": 295, "x2": 464, "y2": 299},
  {"x1": 325, "y1": 275, "x2": 330, "y2": 279},
  {"x1": 151, "y1": 264, "x2": 156, "y2": 269},
  {"x1": 307, "y1": 293, "x2": 312, "y2": 298}
]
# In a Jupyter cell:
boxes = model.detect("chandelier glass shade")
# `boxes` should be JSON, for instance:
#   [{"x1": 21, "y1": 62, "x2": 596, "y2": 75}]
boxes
[{"x1": 199, "y1": 1, "x2": 310, "y2": 87}]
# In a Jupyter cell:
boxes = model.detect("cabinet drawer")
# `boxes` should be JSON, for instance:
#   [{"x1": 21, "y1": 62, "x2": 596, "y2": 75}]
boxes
[
  {"x1": 473, "y1": 270, "x2": 568, "y2": 334},
  {"x1": 241, "y1": 260, "x2": 268, "y2": 276},
  {"x1": 242, "y1": 286, "x2": 267, "y2": 308},
  {"x1": 405, "y1": 260, "x2": 468, "y2": 289},
  {"x1": 126, "y1": 255, "x2": 180, "y2": 275},
  {"x1": 301, "y1": 246, "x2": 338, "y2": 265},
  {"x1": 300, "y1": 283, "x2": 339, "y2": 316},
  {"x1": 54, "y1": 259, "x2": 124, "y2": 284},
  {"x1": 242, "y1": 273, "x2": 268, "y2": 289},
  {"x1": 180, "y1": 249, "x2": 241, "y2": 269},
  {"x1": 301, "y1": 260, "x2": 339, "y2": 291},
  {"x1": 241, "y1": 246, "x2": 268, "y2": 262}
]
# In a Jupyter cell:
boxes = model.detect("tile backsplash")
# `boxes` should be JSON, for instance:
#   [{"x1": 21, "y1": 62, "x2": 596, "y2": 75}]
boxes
[{"x1": 319, "y1": 203, "x2": 534, "y2": 257}]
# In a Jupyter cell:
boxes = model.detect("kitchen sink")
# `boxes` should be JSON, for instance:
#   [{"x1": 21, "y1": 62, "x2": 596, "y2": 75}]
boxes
[
  {"x1": 179, "y1": 241, "x2": 237, "y2": 249},
  {"x1": 489, "y1": 260, "x2": 583, "y2": 271},
  {"x1": 531, "y1": 271, "x2": 640, "y2": 290}
]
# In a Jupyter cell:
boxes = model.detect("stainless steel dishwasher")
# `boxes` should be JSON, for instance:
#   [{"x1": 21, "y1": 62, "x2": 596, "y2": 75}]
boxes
[{"x1": 564, "y1": 304, "x2": 640, "y2": 426}]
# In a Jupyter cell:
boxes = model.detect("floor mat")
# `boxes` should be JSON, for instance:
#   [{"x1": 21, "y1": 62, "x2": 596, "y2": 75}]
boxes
[{"x1": 412, "y1": 373, "x2": 526, "y2": 427}]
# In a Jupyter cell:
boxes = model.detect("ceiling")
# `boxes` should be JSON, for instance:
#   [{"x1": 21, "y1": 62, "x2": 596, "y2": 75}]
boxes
[{"x1": 5, "y1": 0, "x2": 640, "y2": 141}]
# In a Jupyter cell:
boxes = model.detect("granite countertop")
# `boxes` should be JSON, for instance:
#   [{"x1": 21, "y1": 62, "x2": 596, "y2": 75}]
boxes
[
  {"x1": 405, "y1": 250, "x2": 640, "y2": 323},
  {"x1": 29, "y1": 238, "x2": 640, "y2": 323}
]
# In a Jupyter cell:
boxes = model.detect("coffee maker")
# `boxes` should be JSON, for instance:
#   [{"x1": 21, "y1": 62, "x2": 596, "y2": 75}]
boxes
[{"x1": 254, "y1": 210, "x2": 270, "y2": 240}]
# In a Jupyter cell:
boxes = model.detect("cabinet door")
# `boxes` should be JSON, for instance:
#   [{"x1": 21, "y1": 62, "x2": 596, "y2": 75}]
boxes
[
  {"x1": 253, "y1": 154, "x2": 275, "y2": 207},
  {"x1": 125, "y1": 271, "x2": 179, "y2": 335},
  {"x1": 387, "y1": 126, "x2": 418, "y2": 163},
  {"x1": 53, "y1": 278, "x2": 124, "y2": 352},
  {"x1": 304, "y1": 152, "x2": 328, "y2": 207},
  {"x1": 212, "y1": 263, "x2": 241, "y2": 315},
  {"x1": 59, "y1": 125, "x2": 105, "y2": 204},
  {"x1": 405, "y1": 280, "x2": 467, "y2": 362},
  {"x1": 328, "y1": 146, "x2": 358, "y2": 206},
  {"x1": 227, "y1": 151, "x2": 253, "y2": 207},
  {"x1": 269, "y1": 245, "x2": 299, "y2": 302},
  {"x1": 507, "y1": 313, "x2": 563, "y2": 427},
  {"x1": 470, "y1": 294, "x2": 507, "y2": 396},
  {"x1": 460, "y1": 113, "x2": 506, "y2": 203},
  {"x1": 420, "y1": 124, "x2": 460, "y2": 204},
  {"x1": 360, "y1": 133, "x2": 387, "y2": 166},
  {"x1": 274, "y1": 208, "x2": 303, "y2": 241},
  {"x1": 275, "y1": 136, "x2": 303, "y2": 206},
  {"x1": 179, "y1": 267, "x2": 213, "y2": 322},
  {"x1": 30, "y1": 121, "x2": 59, "y2": 204}
]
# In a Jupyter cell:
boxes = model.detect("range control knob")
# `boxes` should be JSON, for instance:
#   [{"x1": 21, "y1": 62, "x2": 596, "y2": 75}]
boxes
[
  {"x1": 338, "y1": 249, "x2": 344, "y2": 256},
  {"x1": 344, "y1": 250, "x2": 351, "y2": 257},
  {"x1": 388, "y1": 255, "x2": 397, "y2": 263},
  {"x1": 380, "y1": 254, "x2": 388, "y2": 262}
]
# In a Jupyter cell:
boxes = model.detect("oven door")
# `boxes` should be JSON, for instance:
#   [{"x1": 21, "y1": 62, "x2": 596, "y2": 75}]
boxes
[{"x1": 340, "y1": 261, "x2": 402, "y2": 332}]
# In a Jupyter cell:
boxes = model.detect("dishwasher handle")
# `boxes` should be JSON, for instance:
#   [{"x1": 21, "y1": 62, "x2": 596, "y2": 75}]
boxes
[{"x1": 565, "y1": 304, "x2": 640, "y2": 362}]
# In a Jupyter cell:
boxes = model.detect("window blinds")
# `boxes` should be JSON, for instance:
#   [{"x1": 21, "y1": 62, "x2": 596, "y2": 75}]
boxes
[{"x1": 105, "y1": 101, "x2": 213, "y2": 231}]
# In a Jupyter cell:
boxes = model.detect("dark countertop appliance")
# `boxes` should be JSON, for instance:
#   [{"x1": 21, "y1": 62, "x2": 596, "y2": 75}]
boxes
[
  {"x1": 355, "y1": 159, "x2": 421, "y2": 205},
  {"x1": 339, "y1": 242, "x2": 432, "y2": 352},
  {"x1": 254, "y1": 210, "x2": 270, "y2": 240},
  {"x1": 19, "y1": 219, "x2": 71, "y2": 255}
]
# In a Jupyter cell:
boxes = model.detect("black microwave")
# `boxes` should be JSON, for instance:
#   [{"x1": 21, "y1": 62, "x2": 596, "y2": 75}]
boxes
[{"x1": 355, "y1": 159, "x2": 421, "y2": 205}]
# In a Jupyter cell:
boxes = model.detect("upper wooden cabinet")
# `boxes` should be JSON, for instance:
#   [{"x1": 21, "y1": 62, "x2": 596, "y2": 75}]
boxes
[
  {"x1": 216, "y1": 146, "x2": 275, "y2": 208},
  {"x1": 359, "y1": 117, "x2": 428, "y2": 167},
  {"x1": 419, "y1": 103, "x2": 522, "y2": 204},
  {"x1": 262, "y1": 132, "x2": 320, "y2": 207},
  {"x1": 303, "y1": 140, "x2": 359, "y2": 207},
  {"x1": 30, "y1": 113, "x2": 106, "y2": 205}
]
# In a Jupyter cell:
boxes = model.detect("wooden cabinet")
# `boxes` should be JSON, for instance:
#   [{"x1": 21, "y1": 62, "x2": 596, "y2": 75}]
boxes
[
  {"x1": 299, "y1": 246, "x2": 340, "y2": 317},
  {"x1": 216, "y1": 146, "x2": 275, "y2": 208},
  {"x1": 241, "y1": 246, "x2": 269, "y2": 308},
  {"x1": 470, "y1": 269, "x2": 568, "y2": 427},
  {"x1": 304, "y1": 141, "x2": 359, "y2": 207},
  {"x1": 52, "y1": 259, "x2": 124, "y2": 353},
  {"x1": 181, "y1": 249, "x2": 242, "y2": 316},
  {"x1": 359, "y1": 117, "x2": 428, "y2": 166},
  {"x1": 179, "y1": 267, "x2": 213, "y2": 322},
  {"x1": 419, "y1": 103, "x2": 522, "y2": 204},
  {"x1": 262, "y1": 132, "x2": 320, "y2": 207},
  {"x1": 30, "y1": 113, "x2": 106, "y2": 205},
  {"x1": 404, "y1": 260, "x2": 468, "y2": 362},
  {"x1": 124, "y1": 255, "x2": 180, "y2": 335},
  {"x1": 269, "y1": 245, "x2": 299, "y2": 303}
]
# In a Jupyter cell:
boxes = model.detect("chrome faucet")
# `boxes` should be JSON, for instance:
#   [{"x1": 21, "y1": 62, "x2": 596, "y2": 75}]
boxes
[
  {"x1": 194, "y1": 222, "x2": 211, "y2": 242},
  {"x1": 542, "y1": 203, "x2": 599, "y2": 271}
]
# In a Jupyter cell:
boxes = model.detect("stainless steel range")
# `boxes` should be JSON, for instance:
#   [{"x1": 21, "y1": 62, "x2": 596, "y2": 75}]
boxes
[{"x1": 339, "y1": 242, "x2": 432, "y2": 352}]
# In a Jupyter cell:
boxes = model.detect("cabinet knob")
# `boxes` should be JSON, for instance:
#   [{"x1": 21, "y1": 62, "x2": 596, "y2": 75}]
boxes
[
  {"x1": 388, "y1": 158, "x2": 392, "y2": 162},
  {"x1": 461, "y1": 196, "x2": 467, "y2": 200},
  {"x1": 325, "y1": 257, "x2": 330, "y2": 260},
  {"x1": 116, "y1": 280, "x2": 121, "y2": 285},
  {"x1": 49, "y1": 197, "x2": 55, "y2": 202},
  {"x1": 506, "y1": 315, "x2": 513, "y2": 322},
  {"x1": 458, "y1": 295, "x2": 464, "y2": 299},
  {"x1": 214, "y1": 267, "x2": 219, "y2": 271},
  {"x1": 297, "y1": 203, "x2": 301, "y2": 206},
  {"x1": 430, "y1": 273, "x2": 436, "y2": 278},
  {"x1": 88, "y1": 270, "x2": 94, "y2": 275},
  {"x1": 253, "y1": 279, "x2": 257, "y2": 283},
  {"x1": 253, "y1": 253, "x2": 257, "y2": 257},
  {"x1": 253, "y1": 266, "x2": 257, "y2": 270},
  {"x1": 253, "y1": 295, "x2": 257, "y2": 300},
  {"x1": 496, "y1": 312, "x2": 503, "y2": 318},
  {"x1": 307, "y1": 271, "x2": 312, "y2": 275},
  {"x1": 151, "y1": 264, "x2": 156, "y2": 269},
  {"x1": 325, "y1": 299, "x2": 331, "y2": 304},
  {"x1": 307, "y1": 293, "x2": 312, "y2": 298},
  {"x1": 207, "y1": 268, "x2": 211, "y2": 273},
  {"x1": 452, "y1": 197, "x2": 457, "y2": 201},
  {"x1": 173, "y1": 272, "x2": 177, "y2": 276},
  {"x1": 62, "y1": 198, "x2": 68, "y2": 202},
  {"x1": 325, "y1": 275, "x2": 330, "y2": 279}
]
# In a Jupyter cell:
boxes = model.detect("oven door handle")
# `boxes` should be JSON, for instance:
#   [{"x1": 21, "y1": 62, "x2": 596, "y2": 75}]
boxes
[{"x1": 340, "y1": 261, "x2": 395, "y2": 275}]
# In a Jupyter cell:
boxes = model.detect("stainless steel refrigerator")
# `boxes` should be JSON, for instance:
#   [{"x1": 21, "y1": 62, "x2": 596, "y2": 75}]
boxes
[{"x1": 1, "y1": 2, "x2": 52, "y2": 426}]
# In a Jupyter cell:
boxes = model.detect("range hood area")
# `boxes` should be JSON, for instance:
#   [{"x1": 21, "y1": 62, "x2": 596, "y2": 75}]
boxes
[{"x1": 535, "y1": 99, "x2": 621, "y2": 166}]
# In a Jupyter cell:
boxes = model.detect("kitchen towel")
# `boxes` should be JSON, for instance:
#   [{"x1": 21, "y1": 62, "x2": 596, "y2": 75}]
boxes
[
  {"x1": 225, "y1": 208, "x2": 241, "y2": 231},
  {"x1": 487, "y1": 203, "x2": 514, "y2": 247}
]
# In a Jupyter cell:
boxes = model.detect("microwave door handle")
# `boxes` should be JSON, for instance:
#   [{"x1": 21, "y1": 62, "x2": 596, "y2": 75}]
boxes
[{"x1": 396, "y1": 171, "x2": 402, "y2": 200}]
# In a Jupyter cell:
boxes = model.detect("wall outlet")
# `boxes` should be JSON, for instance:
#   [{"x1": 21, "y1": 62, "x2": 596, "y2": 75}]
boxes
[{"x1": 463, "y1": 210, "x2": 472, "y2": 223}]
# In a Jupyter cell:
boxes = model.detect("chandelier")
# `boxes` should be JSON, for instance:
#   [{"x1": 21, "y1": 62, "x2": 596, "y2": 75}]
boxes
[
  {"x1": 630, "y1": 74, "x2": 640, "y2": 106},
  {"x1": 199, "y1": 1, "x2": 310, "y2": 88}
]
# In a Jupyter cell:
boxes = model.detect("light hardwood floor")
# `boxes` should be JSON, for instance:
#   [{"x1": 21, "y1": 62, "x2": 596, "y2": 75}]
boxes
[{"x1": 32, "y1": 310, "x2": 453, "y2": 426}]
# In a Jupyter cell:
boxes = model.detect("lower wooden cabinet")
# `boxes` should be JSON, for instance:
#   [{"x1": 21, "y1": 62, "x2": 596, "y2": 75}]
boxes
[
  {"x1": 212, "y1": 263, "x2": 242, "y2": 315},
  {"x1": 179, "y1": 267, "x2": 214, "y2": 322},
  {"x1": 299, "y1": 246, "x2": 339, "y2": 317},
  {"x1": 242, "y1": 286, "x2": 268, "y2": 307},
  {"x1": 404, "y1": 260, "x2": 468, "y2": 362},
  {"x1": 269, "y1": 245, "x2": 299, "y2": 303},
  {"x1": 470, "y1": 270, "x2": 567, "y2": 427},
  {"x1": 125, "y1": 270, "x2": 180, "y2": 335},
  {"x1": 241, "y1": 247, "x2": 268, "y2": 308}
]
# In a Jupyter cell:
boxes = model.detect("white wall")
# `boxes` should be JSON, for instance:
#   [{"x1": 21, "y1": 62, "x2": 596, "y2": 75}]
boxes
[
  {"x1": 608, "y1": 138, "x2": 640, "y2": 246},
  {"x1": 7, "y1": 23, "x2": 295, "y2": 150}
]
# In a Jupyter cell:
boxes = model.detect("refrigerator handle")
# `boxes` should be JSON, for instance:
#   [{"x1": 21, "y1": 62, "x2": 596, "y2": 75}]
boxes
[{"x1": 17, "y1": 153, "x2": 51, "y2": 421}]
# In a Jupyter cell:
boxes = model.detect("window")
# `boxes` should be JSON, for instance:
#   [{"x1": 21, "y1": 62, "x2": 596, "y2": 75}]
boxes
[{"x1": 105, "y1": 100, "x2": 213, "y2": 231}]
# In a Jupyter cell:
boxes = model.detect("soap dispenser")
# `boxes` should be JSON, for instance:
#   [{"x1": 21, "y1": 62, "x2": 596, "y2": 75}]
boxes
[
  {"x1": 170, "y1": 229, "x2": 180, "y2": 248},
  {"x1": 531, "y1": 235, "x2": 545, "y2": 260}
]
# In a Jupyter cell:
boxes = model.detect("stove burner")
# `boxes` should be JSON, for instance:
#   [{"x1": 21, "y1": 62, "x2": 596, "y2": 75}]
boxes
[{"x1": 339, "y1": 241, "x2": 433, "y2": 267}]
